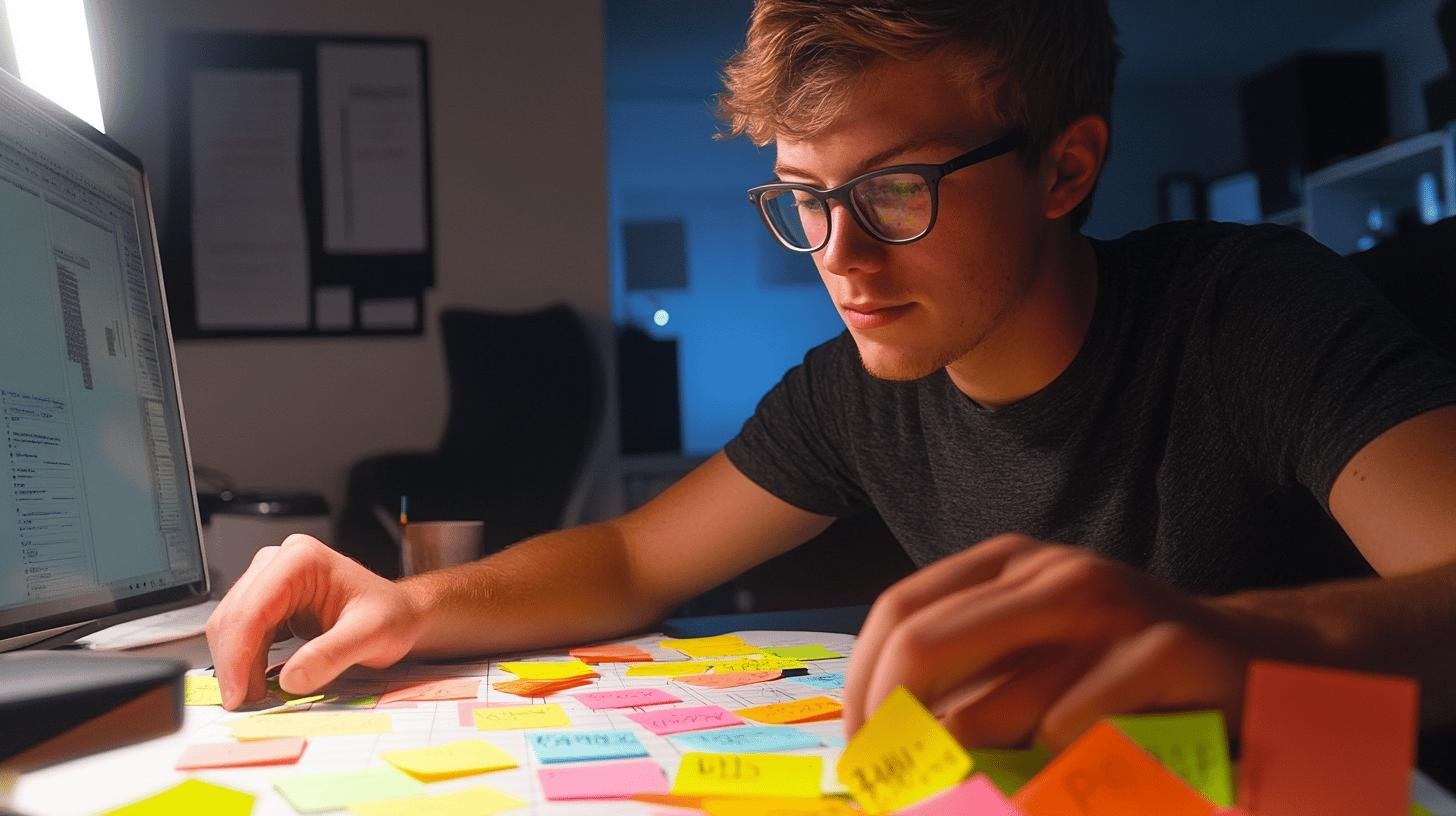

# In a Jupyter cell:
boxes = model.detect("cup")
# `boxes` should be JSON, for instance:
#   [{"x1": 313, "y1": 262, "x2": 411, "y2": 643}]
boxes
[{"x1": 400, "y1": 521, "x2": 485, "y2": 576}]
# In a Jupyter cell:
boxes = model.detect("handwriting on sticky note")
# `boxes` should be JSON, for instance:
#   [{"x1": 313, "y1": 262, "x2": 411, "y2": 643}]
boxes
[
  {"x1": 836, "y1": 686, "x2": 971, "y2": 815},
  {"x1": 473, "y1": 703, "x2": 571, "y2": 731},
  {"x1": 183, "y1": 675, "x2": 222, "y2": 706},
  {"x1": 790, "y1": 672, "x2": 846, "y2": 691},
  {"x1": 377, "y1": 677, "x2": 482, "y2": 705},
  {"x1": 710, "y1": 657, "x2": 809, "y2": 674},
  {"x1": 627, "y1": 704, "x2": 744, "y2": 736},
  {"x1": 348, "y1": 784, "x2": 526, "y2": 816},
  {"x1": 1012, "y1": 721, "x2": 1213, "y2": 816},
  {"x1": 498, "y1": 660, "x2": 595, "y2": 680},
  {"x1": 626, "y1": 660, "x2": 713, "y2": 677},
  {"x1": 231, "y1": 712, "x2": 392, "y2": 740},
  {"x1": 738, "y1": 695, "x2": 842, "y2": 724},
  {"x1": 670, "y1": 725, "x2": 820, "y2": 754},
  {"x1": 572, "y1": 687, "x2": 681, "y2": 710},
  {"x1": 380, "y1": 738, "x2": 517, "y2": 781},
  {"x1": 529, "y1": 729, "x2": 649, "y2": 763},
  {"x1": 660, "y1": 634, "x2": 761, "y2": 658},
  {"x1": 105, "y1": 779, "x2": 255, "y2": 816},
  {"x1": 676, "y1": 670, "x2": 783, "y2": 689},
  {"x1": 275, "y1": 767, "x2": 423, "y2": 813},
  {"x1": 673, "y1": 752, "x2": 823, "y2": 799},
  {"x1": 1111, "y1": 710, "x2": 1233, "y2": 806},
  {"x1": 538, "y1": 758, "x2": 669, "y2": 800},
  {"x1": 175, "y1": 737, "x2": 307, "y2": 770}
]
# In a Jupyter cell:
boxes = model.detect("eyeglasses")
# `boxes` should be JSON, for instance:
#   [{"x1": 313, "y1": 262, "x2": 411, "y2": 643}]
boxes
[{"x1": 747, "y1": 131, "x2": 1027, "y2": 253}]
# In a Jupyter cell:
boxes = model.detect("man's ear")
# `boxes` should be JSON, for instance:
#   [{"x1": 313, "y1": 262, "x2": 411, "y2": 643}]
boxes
[{"x1": 1040, "y1": 115, "x2": 1109, "y2": 221}]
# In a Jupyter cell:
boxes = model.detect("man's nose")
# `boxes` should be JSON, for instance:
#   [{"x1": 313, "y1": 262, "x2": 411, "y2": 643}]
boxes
[{"x1": 820, "y1": 200, "x2": 886, "y2": 278}]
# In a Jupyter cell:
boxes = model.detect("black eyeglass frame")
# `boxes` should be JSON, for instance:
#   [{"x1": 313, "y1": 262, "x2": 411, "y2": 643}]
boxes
[{"x1": 747, "y1": 130, "x2": 1028, "y2": 253}]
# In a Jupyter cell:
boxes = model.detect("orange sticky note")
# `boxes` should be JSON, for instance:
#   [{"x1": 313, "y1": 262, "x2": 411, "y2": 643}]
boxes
[
  {"x1": 377, "y1": 677, "x2": 482, "y2": 705},
  {"x1": 492, "y1": 677, "x2": 594, "y2": 697},
  {"x1": 1012, "y1": 721, "x2": 1214, "y2": 816},
  {"x1": 176, "y1": 737, "x2": 307, "y2": 770},
  {"x1": 570, "y1": 644, "x2": 654, "y2": 663},
  {"x1": 1238, "y1": 661, "x2": 1418, "y2": 816},
  {"x1": 676, "y1": 670, "x2": 782, "y2": 689},
  {"x1": 737, "y1": 695, "x2": 843, "y2": 724}
]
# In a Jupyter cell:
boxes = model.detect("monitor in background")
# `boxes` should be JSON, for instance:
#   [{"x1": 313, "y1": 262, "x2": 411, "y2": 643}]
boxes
[{"x1": 0, "y1": 67, "x2": 208, "y2": 652}]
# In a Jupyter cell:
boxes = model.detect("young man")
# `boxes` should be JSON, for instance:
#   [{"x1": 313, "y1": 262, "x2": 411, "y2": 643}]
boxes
[{"x1": 209, "y1": 0, "x2": 1456, "y2": 751}]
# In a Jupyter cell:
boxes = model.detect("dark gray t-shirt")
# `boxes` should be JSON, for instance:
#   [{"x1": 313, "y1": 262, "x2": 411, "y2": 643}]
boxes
[{"x1": 724, "y1": 221, "x2": 1456, "y2": 595}]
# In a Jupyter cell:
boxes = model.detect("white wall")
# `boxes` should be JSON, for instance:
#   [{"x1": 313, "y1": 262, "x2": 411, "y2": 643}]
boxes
[{"x1": 88, "y1": 1, "x2": 620, "y2": 528}]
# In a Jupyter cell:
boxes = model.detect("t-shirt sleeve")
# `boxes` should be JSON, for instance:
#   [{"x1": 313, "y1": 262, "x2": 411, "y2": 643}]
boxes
[
  {"x1": 1207, "y1": 225, "x2": 1456, "y2": 509},
  {"x1": 723, "y1": 334, "x2": 871, "y2": 517}
]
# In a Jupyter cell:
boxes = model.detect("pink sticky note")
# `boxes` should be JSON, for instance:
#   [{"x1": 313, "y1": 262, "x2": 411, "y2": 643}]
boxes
[
  {"x1": 898, "y1": 774, "x2": 1023, "y2": 816},
  {"x1": 377, "y1": 677, "x2": 482, "y2": 705},
  {"x1": 175, "y1": 737, "x2": 307, "y2": 770},
  {"x1": 538, "y1": 758, "x2": 669, "y2": 800},
  {"x1": 573, "y1": 688, "x2": 682, "y2": 710},
  {"x1": 626, "y1": 705, "x2": 743, "y2": 736},
  {"x1": 456, "y1": 700, "x2": 519, "y2": 727}
]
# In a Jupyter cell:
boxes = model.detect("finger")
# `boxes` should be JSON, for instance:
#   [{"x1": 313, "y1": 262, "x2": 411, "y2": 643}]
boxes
[
  {"x1": 940, "y1": 645, "x2": 1102, "y2": 749},
  {"x1": 280, "y1": 601, "x2": 410, "y2": 694},
  {"x1": 845, "y1": 534, "x2": 1047, "y2": 732},
  {"x1": 860, "y1": 558, "x2": 1149, "y2": 730},
  {"x1": 1038, "y1": 622, "x2": 1246, "y2": 751},
  {"x1": 207, "y1": 544, "x2": 282, "y2": 709}
]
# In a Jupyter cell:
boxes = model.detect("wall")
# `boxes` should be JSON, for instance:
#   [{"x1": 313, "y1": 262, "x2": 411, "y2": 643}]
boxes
[{"x1": 88, "y1": 1, "x2": 620, "y2": 525}]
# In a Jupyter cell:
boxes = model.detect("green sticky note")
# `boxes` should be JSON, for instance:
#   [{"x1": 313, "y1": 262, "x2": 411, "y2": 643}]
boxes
[
  {"x1": 967, "y1": 745, "x2": 1052, "y2": 796},
  {"x1": 1110, "y1": 710, "x2": 1234, "y2": 806},
  {"x1": 275, "y1": 767, "x2": 425, "y2": 813},
  {"x1": 761, "y1": 645, "x2": 844, "y2": 660},
  {"x1": 104, "y1": 779, "x2": 254, "y2": 815},
  {"x1": 1412, "y1": 804, "x2": 1434, "y2": 816}
]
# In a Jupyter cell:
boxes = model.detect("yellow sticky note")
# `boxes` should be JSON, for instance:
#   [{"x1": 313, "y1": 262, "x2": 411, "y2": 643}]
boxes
[
  {"x1": 498, "y1": 660, "x2": 595, "y2": 680},
  {"x1": 184, "y1": 675, "x2": 223, "y2": 706},
  {"x1": 473, "y1": 703, "x2": 571, "y2": 731},
  {"x1": 674, "y1": 752, "x2": 823, "y2": 799},
  {"x1": 1110, "y1": 710, "x2": 1234, "y2": 806},
  {"x1": 381, "y1": 738, "x2": 518, "y2": 781},
  {"x1": 837, "y1": 686, "x2": 972, "y2": 815},
  {"x1": 349, "y1": 785, "x2": 527, "y2": 816},
  {"x1": 231, "y1": 712, "x2": 392, "y2": 740},
  {"x1": 661, "y1": 634, "x2": 761, "y2": 658},
  {"x1": 737, "y1": 695, "x2": 843, "y2": 724},
  {"x1": 760, "y1": 645, "x2": 844, "y2": 661},
  {"x1": 626, "y1": 661, "x2": 713, "y2": 677},
  {"x1": 104, "y1": 779, "x2": 254, "y2": 816},
  {"x1": 711, "y1": 657, "x2": 809, "y2": 674},
  {"x1": 703, "y1": 797, "x2": 860, "y2": 816}
]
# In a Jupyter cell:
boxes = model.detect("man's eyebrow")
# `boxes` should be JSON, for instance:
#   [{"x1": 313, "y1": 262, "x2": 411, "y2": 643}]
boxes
[{"x1": 772, "y1": 134, "x2": 971, "y2": 184}]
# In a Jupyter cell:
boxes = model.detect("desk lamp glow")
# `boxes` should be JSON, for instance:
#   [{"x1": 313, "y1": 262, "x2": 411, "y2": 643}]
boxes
[{"x1": 4, "y1": 0, "x2": 105, "y2": 132}]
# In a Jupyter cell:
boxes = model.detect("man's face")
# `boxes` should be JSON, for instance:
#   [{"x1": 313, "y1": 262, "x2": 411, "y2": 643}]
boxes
[{"x1": 773, "y1": 56, "x2": 1052, "y2": 381}]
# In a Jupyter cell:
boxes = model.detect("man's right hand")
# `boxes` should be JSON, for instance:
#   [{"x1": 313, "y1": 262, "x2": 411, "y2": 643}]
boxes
[{"x1": 206, "y1": 534, "x2": 427, "y2": 710}]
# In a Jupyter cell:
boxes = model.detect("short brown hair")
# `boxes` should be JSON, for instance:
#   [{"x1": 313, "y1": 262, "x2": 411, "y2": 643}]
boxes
[{"x1": 718, "y1": 0, "x2": 1122, "y2": 230}]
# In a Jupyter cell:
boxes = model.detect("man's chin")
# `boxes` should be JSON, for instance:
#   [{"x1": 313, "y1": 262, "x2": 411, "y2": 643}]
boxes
[{"x1": 853, "y1": 342, "x2": 944, "y2": 382}]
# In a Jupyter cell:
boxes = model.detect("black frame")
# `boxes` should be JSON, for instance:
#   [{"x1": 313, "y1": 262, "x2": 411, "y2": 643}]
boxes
[{"x1": 748, "y1": 130, "x2": 1027, "y2": 252}]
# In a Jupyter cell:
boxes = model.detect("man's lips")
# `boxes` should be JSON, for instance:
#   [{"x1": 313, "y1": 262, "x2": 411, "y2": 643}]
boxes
[{"x1": 840, "y1": 301, "x2": 914, "y2": 330}]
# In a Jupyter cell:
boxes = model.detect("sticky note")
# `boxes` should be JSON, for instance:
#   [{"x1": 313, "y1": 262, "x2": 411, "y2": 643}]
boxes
[
  {"x1": 538, "y1": 758, "x2": 670, "y2": 800},
  {"x1": 380, "y1": 738, "x2": 518, "y2": 781},
  {"x1": 349, "y1": 784, "x2": 526, "y2": 816},
  {"x1": 474, "y1": 702, "x2": 571, "y2": 731},
  {"x1": 1238, "y1": 661, "x2": 1417, "y2": 816},
  {"x1": 627, "y1": 704, "x2": 744, "y2": 735},
  {"x1": 676, "y1": 670, "x2": 783, "y2": 689},
  {"x1": 673, "y1": 752, "x2": 823, "y2": 799},
  {"x1": 183, "y1": 675, "x2": 223, "y2": 706},
  {"x1": 104, "y1": 779, "x2": 254, "y2": 816},
  {"x1": 456, "y1": 700, "x2": 515, "y2": 726},
  {"x1": 175, "y1": 736, "x2": 307, "y2": 770},
  {"x1": 836, "y1": 686, "x2": 971, "y2": 814},
  {"x1": 703, "y1": 797, "x2": 861, "y2": 815},
  {"x1": 1412, "y1": 805, "x2": 1435, "y2": 816},
  {"x1": 571, "y1": 643, "x2": 654, "y2": 663},
  {"x1": 966, "y1": 746, "x2": 1051, "y2": 796},
  {"x1": 529, "y1": 729, "x2": 649, "y2": 763},
  {"x1": 660, "y1": 634, "x2": 761, "y2": 658},
  {"x1": 492, "y1": 677, "x2": 593, "y2": 697},
  {"x1": 790, "y1": 672, "x2": 846, "y2": 691},
  {"x1": 626, "y1": 661, "x2": 713, "y2": 677},
  {"x1": 275, "y1": 767, "x2": 425, "y2": 813},
  {"x1": 896, "y1": 774, "x2": 1022, "y2": 815},
  {"x1": 573, "y1": 687, "x2": 681, "y2": 710},
  {"x1": 1012, "y1": 721, "x2": 1214, "y2": 816},
  {"x1": 670, "y1": 725, "x2": 821, "y2": 753},
  {"x1": 761, "y1": 645, "x2": 844, "y2": 660},
  {"x1": 711, "y1": 657, "x2": 809, "y2": 674},
  {"x1": 231, "y1": 712, "x2": 392, "y2": 740},
  {"x1": 738, "y1": 695, "x2": 843, "y2": 724},
  {"x1": 1111, "y1": 710, "x2": 1234, "y2": 806},
  {"x1": 377, "y1": 677, "x2": 482, "y2": 705},
  {"x1": 498, "y1": 660, "x2": 596, "y2": 680}
]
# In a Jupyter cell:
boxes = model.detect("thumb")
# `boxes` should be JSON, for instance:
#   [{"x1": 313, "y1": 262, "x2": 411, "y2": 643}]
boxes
[{"x1": 278, "y1": 605, "x2": 406, "y2": 695}]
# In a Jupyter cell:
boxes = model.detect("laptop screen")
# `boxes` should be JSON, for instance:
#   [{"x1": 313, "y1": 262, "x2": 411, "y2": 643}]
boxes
[{"x1": 0, "y1": 69, "x2": 207, "y2": 648}]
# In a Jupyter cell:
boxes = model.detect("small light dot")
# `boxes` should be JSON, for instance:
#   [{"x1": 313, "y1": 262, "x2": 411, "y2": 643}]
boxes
[{"x1": 652, "y1": 309, "x2": 670, "y2": 327}]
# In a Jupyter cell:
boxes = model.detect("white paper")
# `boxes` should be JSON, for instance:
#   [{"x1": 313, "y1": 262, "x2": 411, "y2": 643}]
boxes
[
  {"x1": 318, "y1": 43, "x2": 428, "y2": 254},
  {"x1": 189, "y1": 70, "x2": 310, "y2": 330}
]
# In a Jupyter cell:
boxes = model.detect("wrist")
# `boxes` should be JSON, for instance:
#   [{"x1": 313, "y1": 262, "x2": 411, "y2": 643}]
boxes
[{"x1": 1205, "y1": 588, "x2": 1363, "y2": 668}]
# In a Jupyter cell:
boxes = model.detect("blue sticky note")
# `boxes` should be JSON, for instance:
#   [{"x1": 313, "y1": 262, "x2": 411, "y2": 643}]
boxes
[
  {"x1": 790, "y1": 672, "x2": 845, "y2": 691},
  {"x1": 528, "y1": 729, "x2": 648, "y2": 764},
  {"x1": 669, "y1": 725, "x2": 821, "y2": 753},
  {"x1": 822, "y1": 734, "x2": 846, "y2": 748}
]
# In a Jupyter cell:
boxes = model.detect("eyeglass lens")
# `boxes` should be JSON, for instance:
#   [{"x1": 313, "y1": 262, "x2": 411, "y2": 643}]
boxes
[{"x1": 759, "y1": 172, "x2": 933, "y2": 249}]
